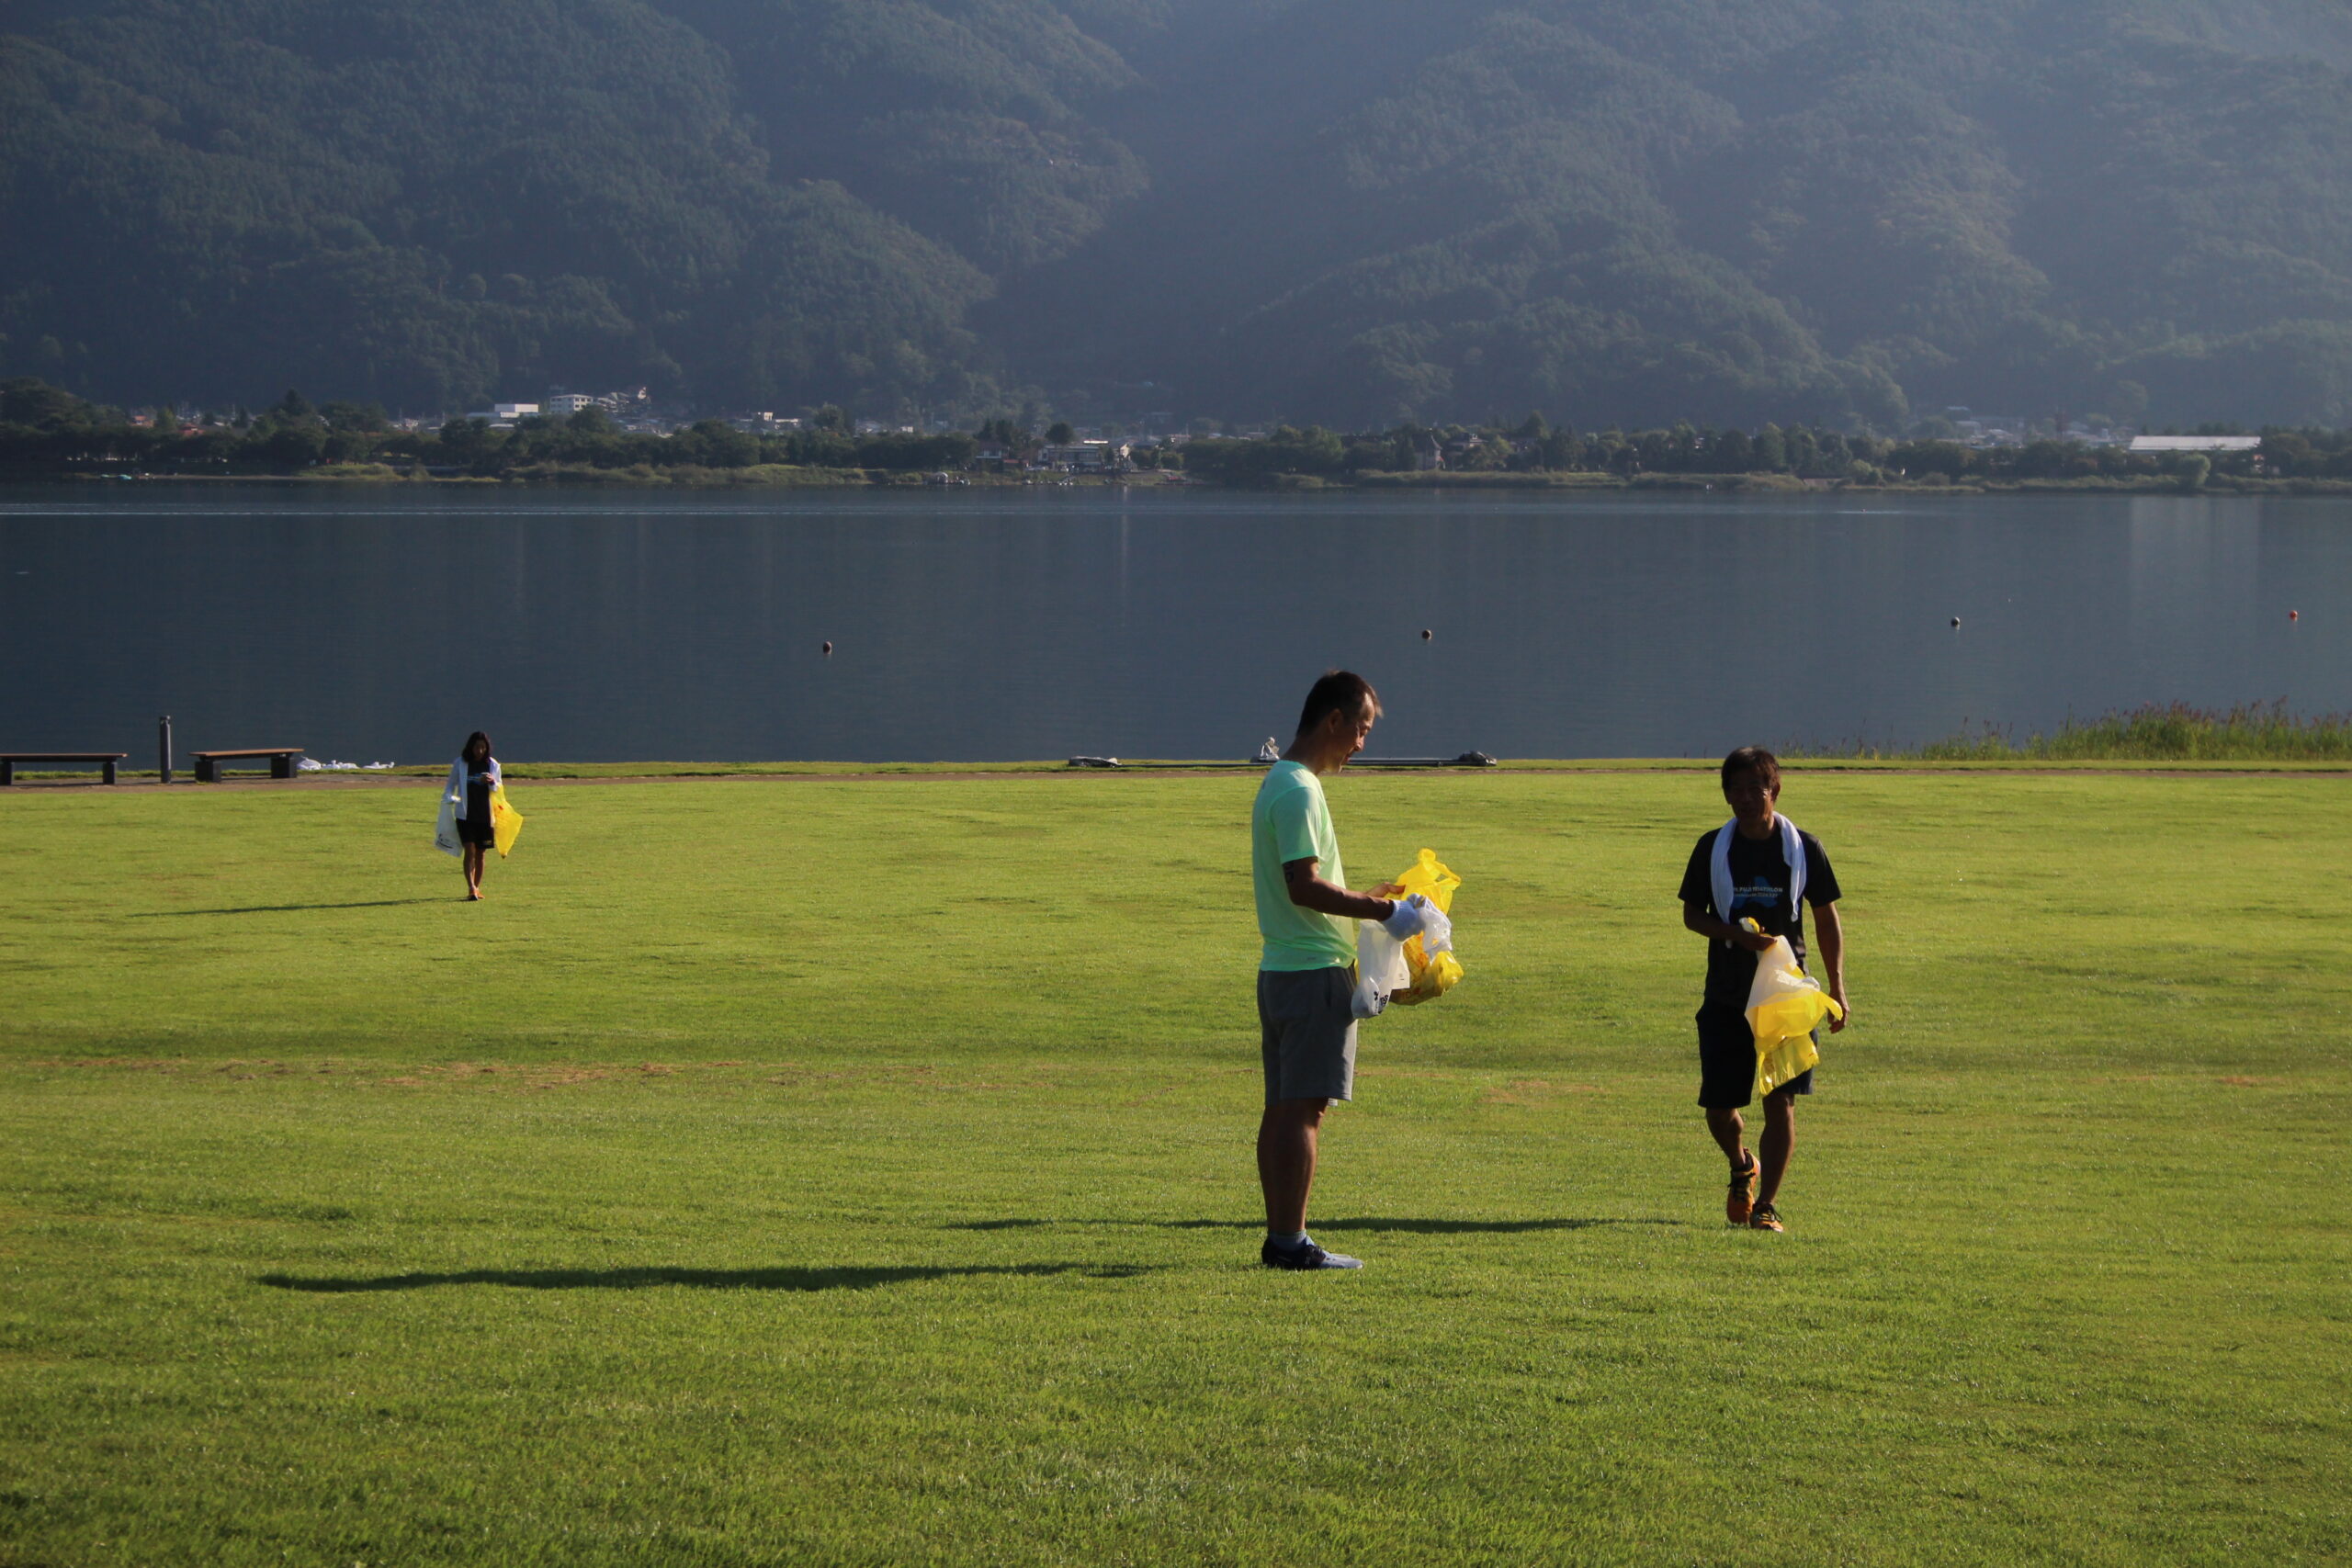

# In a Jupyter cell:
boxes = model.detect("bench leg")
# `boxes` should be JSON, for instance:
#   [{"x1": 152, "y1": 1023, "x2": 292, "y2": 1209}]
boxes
[
  {"x1": 274, "y1": 754, "x2": 293, "y2": 780},
  {"x1": 0, "y1": 761, "x2": 11, "y2": 786},
  {"x1": 102, "y1": 761, "x2": 117, "y2": 785},
  {"x1": 196, "y1": 758, "x2": 216, "y2": 784}
]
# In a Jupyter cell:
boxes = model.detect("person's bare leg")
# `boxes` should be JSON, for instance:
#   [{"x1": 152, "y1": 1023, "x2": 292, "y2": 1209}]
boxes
[
  {"x1": 1704, "y1": 1105, "x2": 1747, "y2": 1166},
  {"x1": 465, "y1": 844, "x2": 484, "y2": 899},
  {"x1": 1257, "y1": 1098, "x2": 1327, "y2": 1234},
  {"x1": 1757, "y1": 1089, "x2": 1797, "y2": 1207}
]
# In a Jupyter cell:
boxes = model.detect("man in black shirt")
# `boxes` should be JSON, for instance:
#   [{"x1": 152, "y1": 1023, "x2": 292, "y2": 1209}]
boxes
[{"x1": 1677, "y1": 746, "x2": 1849, "y2": 1232}]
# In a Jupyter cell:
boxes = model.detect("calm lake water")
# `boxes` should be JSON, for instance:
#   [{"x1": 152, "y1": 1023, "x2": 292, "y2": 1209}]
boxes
[{"x1": 2, "y1": 483, "x2": 2346, "y2": 763}]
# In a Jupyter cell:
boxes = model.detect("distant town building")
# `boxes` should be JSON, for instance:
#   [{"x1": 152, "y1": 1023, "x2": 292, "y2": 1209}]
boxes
[
  {"x1": 2129, "y1": 435, "x2": 2263, "y2": 454},
  {"x1": 1037, "y1": 440, "x2": 1128, "y2": 471},
  {"x1": 461, "y1": 401, "x2": 538, "y2": 428}
]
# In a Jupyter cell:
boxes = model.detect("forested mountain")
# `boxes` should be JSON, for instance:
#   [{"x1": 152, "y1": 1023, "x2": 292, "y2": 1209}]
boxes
[{"x1": 8, "y1": 0, "x2": 2352, "y2": 425}]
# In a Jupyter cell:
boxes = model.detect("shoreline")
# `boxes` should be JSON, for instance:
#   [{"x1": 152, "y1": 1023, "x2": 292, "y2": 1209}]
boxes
[
  {"x1": 16, "y1": 469, "x2": 2352, "y2": 498},
  {"x1": 6, "y1": 758, "x2": 2346, "y2": 791}
]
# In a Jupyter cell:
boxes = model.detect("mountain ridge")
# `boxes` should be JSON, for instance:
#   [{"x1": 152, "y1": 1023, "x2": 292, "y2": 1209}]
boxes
[{"x1": 7, "y1": 0, "x2": 2352, "y2": 426}]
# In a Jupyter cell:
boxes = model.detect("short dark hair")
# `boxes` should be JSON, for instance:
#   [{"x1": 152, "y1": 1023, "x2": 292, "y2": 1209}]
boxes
[
  {"x1": 1721, "y1": 745, "x2": 1781, "y2": 791},
  {"x1": 1296, "y1": 670, "x2": 1382, "y2": 737}
]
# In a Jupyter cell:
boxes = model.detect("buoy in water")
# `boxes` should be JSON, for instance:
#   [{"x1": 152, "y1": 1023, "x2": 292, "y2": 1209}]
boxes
[
  {"x1": 821, "y1": 640, "x2": 834, "y2": 655},
  {"x1": 1420, "y1": 628, "x2": 1433, "y2": 641},
  {"x1": 2289, "y1": 610, "x2": 2300, "y2": 622},
  {"x1": 1951, "y1": 616, "x2": 1962, "y2": 629}
]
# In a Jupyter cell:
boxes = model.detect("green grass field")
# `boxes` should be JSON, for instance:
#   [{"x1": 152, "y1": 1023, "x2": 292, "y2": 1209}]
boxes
[{"x1": 2, "y1": 772, "x2": 2346, "y2": 1565}]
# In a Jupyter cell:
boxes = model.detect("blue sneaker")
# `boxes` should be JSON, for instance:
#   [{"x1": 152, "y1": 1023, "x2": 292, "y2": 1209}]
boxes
[{"x1": 1261, "y1": 1235, "x2": 1363, "y2": 1269}]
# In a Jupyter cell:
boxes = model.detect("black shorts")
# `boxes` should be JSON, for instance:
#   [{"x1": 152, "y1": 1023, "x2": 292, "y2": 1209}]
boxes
[
  {"x1": 456, "y1": 810, "x2": 495, "y2": 847},
  {"x1": 1696, "y1": 1003, "x2": 1812, "y2": 1109},
  {"x1": 1258, "y1": 966, "x2": 1358, "y2": 1105}
]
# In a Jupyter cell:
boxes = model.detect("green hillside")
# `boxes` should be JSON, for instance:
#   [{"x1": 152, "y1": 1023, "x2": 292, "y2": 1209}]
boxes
[{"x1": 8, "y1": 0, "x2": 2352, "y2": 424}]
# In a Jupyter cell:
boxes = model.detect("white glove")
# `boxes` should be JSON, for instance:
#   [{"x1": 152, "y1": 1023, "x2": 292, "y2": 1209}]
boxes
[{"x1": 1381, "y1": 893, "x2": 1434, "y2": 941}]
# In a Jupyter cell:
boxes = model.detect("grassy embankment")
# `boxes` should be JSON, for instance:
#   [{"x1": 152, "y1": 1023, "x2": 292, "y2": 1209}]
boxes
[
  {"x1": 2, "y1": 772, "x2": 2346, "y2": 1564},
  {"x1": 1801, "y1": 701, "x2": 2352, "y2": 764}
]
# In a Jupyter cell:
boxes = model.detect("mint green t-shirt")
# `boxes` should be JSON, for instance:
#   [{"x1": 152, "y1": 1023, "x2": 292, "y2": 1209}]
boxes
[{"x1": 1252, "y1": 760, "x2": 1356, "y2": 972}]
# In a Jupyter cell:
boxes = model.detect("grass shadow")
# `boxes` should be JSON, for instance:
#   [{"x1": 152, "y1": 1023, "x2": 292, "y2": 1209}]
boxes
[
  {"x1": 133, "y1": 899, "x2": 447, "y2": 917},
  {"x1": 945, "y1": 1217, "x2": 1686, "y2": 1235},
  {"x1": 258, "y1": 1261, "x2": 1154, "y2": 1293},
  {"x1": 1315, "y1": 1217, "x2": 1687, "y2": 1235}
]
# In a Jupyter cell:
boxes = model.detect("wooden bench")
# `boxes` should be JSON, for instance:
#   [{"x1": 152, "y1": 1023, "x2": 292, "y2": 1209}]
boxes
[
  {"x1": 0, "y1": 752, "x2": 129, "y2": 785},
  {"x1": 192, "y1": 748, "x2": 305, "y2": 783}
]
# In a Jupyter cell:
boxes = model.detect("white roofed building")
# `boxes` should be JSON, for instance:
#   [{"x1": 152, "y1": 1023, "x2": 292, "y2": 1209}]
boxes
[{"x1": 2129, "y1": 436, "x2": 2262, "y2": 453}]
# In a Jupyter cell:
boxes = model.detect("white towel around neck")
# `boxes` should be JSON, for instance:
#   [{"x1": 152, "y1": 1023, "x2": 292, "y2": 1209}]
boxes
[{"x1": 1710, "y1": 813, "x2": 1804, "y2": 943}]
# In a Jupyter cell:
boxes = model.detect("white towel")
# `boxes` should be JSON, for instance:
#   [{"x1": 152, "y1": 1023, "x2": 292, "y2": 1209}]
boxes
[{"x1": 1709, "y1": 814, "x2": 1804, "y2": 944}]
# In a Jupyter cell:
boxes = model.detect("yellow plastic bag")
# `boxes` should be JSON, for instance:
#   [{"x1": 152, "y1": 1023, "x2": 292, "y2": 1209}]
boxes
[
  {"x1": 490, "y1": 784, "x2": 525, "y2": 859},
  {"x1": 1391, "y1": 848, "x2": 1464, "y2": 1005},
  {"x1": 1740, "y1": 919, "x2": 1841, "y2": 1097}
]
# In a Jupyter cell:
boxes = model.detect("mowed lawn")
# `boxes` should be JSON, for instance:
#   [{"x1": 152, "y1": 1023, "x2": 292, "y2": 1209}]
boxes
[{"x1": 1, "y1": 771, "x2": 2346, "y2": 1566}]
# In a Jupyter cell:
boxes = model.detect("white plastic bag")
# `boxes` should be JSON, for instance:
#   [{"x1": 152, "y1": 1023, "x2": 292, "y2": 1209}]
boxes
[
  {"x1": 1351, "y1": 894, "x2": 1454, "y2": 1019},
  {"x1": 1740, "y1": 919, "x2": 1841, "y2": 1097},
  {"x1": 1352, "y1": 920, "x2": 1410, "y2": 1019},
  {"x1": 434, "y1": 791, "x2": 462, "y2": 857}
]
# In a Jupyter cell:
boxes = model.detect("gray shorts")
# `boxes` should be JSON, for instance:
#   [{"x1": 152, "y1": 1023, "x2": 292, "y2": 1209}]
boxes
[{"x1": 1258, "y1": 965, "x2": 1358, "y2": 1105}]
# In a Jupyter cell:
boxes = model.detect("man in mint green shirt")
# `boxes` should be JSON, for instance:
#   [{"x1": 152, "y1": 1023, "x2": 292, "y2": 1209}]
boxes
[{"x1": 1251, "y1": 670, "x2": 1423, "y2": 1271}]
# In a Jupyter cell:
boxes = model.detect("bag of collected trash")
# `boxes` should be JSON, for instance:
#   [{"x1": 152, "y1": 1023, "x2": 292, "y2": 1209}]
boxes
[
  {"x1": 1391, "y1": 849, "x2": 1462, "y2": 1005},
  {"x1": 490, "y1": 784, "x2": 525, "y2": 859},
  {"x1": 1740, "y1": 917, "x2": 1843, "y2": 1097},
  {"x1": 1351, "y1": 850, "x2": 1464, "y2": 1017},
  {"x1": 434, "y1": 792, "x2": 461, "y2": 857}
]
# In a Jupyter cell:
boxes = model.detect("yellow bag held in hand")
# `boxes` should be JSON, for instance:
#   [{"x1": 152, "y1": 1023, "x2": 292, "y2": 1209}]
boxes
[
  {"x1": 490, "y1": 784, "x2": 525, "y2": 859},
  {"x1": 1392, "y1": 849, "x2": 1464, "y2": 1005},
  {"x1": 1740, "y1": 918, "x2": 1841, "y2": 1097}
]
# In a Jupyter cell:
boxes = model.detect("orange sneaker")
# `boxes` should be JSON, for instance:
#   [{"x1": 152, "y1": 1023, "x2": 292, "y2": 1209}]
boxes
[
  {"x1": 1725, "y1": 1151, "x2": 1758, "y2": 1225},
  {"x1": 1748, "y1": 1203, "x2": 1784, "y2": 1233}
]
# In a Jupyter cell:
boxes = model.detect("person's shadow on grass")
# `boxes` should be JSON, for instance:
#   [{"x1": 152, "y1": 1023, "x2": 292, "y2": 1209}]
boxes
[
  {"x1": 948, "y1": 1217, "x2": 1686, "y2": 1234},
  {"x1": 132, "y1": 898, "x2": 447, "y2": 918},
  {"x1": 258, "y1": 1262, "x2": 1154, "y2": 1293}
]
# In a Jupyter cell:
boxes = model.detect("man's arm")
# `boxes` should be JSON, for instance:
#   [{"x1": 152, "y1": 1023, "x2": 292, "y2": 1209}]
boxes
[
  {"x1": 1684, "y1": 901, "x2": 1775, "y2": 952},
  {"x1": 1813, "y1": 900, "x2": 1849, "y2": 1032},
  {"x1": 1284, "y1": 857, "x2": 1399, "y2": 922}
]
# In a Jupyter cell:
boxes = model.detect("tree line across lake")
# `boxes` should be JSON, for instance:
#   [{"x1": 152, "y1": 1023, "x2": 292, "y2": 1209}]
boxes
[{"x1": 6, "y1": 378, "x2": 2348, "y2": 491}]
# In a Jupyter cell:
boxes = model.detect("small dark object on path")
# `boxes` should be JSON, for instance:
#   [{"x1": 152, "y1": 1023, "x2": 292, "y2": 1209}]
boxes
[{"x1": 822, "y1": 640, "x2": 833, "y2": 655}]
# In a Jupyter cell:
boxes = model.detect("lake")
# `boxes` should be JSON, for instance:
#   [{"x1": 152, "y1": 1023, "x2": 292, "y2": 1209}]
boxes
[{"x1": 2, "y1": 484, "x2": 2346, "y2": 763}]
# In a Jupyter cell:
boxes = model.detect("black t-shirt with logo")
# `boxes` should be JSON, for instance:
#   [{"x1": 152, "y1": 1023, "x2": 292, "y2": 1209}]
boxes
[{"x1": 1678, "y1": 825, "x2": 1842, "y2": 1009}]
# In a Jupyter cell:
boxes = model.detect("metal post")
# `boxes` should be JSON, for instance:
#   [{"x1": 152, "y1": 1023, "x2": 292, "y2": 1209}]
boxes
[{"x1": 158, "y1": 716, "x2": 172, "y2": 784}]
